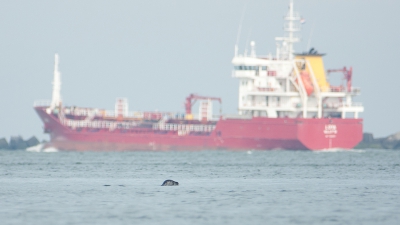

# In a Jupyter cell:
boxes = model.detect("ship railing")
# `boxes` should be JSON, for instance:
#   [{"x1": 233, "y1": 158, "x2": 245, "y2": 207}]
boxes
[
  {"x1": 65, "y1": 109, "x2": 111, "y2": 117},
  {"x1": 323, "y1": 103, "x2": 343, "y2": 109},
  {"x1": 338, "y1": 102, "x2": 363, "y2": 107},
  {"x1": 329, "y1": 86, "x2": 362, "y2": 94},
  {"x1": 329, "y1": 86, "x2": 345, "y2": 92},
  {"x1": 232, "y1": 70, "x2": 262, "y2": 78},
  {"x1": 323, "y1": 102, "x2": 363, "y2": 108},
  {"x1": 62, "y1": 108, "x2": 137, "y2": 118},
  {"x1": 244, "y1": 102, "x2": 278, "y2": 107},
  {"x1": 33, "y1": 100, "x2": 51, "y2": 107},
  {"x1": 61, "y1": 118, "x2": 139, "y2": 129},
  {"x1": 98, "y1": 110, "x2": 183, "y2": 119},
  {"x1": 61, "y1": 118, "x2": 217, "y2": 131},
  {"x1": 255, "y1": 87, "x2": 277, "y2": 92},
  {"x1": 72, "y1": 109, "x2": 89, "y2": 116},
  {"x1": 62, "y1": 107, "x2": 188, "y2": 120},
  {"x1": 62, "y1": 107, "x2": 98, "y2": 117},
  {"x1": 153, "y1": 123, "x2": 216, "y2": 132},
  {"x1": 222, "y1": 114, "x2": 252, "y2": 120},
  {"x1": 232, "y1": 70, "x2": 283, "y2": 78}
]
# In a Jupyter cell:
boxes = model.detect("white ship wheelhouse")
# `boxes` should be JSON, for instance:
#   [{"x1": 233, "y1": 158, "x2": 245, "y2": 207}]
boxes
[{"x1": 232, "y1": 1, "x2": 363, "y2": 119}]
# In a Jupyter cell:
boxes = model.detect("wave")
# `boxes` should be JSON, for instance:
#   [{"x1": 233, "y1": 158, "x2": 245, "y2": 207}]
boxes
[
  {"x1": 315, "y1": 148, "x2": 365, "y2": 153},
  {"x1": 26, "y1": 144, "x2": 58, "y2": 153}
]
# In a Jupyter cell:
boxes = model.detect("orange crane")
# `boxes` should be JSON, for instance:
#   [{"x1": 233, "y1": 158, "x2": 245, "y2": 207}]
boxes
[{"x1": 184, "y1": 94, "x2": 222, "y2": 116}]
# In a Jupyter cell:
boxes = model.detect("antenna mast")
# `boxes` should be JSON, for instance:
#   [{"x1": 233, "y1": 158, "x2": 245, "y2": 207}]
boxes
[
  {"x1": 50, "y1": 54, "x2": 62, "y2": 110},
  {"x1": 235, "y1": 3, "x2": 247, "y2": 57},
  {"x1": 275, "y1": 0, "x2": 300, "y2": 59}
]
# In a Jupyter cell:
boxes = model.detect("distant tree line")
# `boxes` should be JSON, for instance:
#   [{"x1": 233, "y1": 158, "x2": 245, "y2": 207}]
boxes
[
  {"x1": 0, "y1": 136, "x2": 43, "y2": 150},
  {"x1": 356, "y1": 132, "x2": 400, "y2": 150}
]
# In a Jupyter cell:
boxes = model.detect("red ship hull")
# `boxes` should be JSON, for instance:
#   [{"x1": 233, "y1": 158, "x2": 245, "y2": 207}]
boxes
[{"x1": 35, "y1": 106, "x2": 363, "y2": 151}]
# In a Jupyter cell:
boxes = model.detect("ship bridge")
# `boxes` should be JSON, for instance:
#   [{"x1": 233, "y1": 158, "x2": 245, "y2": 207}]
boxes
[{"x1": 232, "y1": 1, "x2": 363, "y2": 119}]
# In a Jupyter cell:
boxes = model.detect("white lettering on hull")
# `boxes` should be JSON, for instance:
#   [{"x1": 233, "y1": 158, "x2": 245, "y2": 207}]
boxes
[{"x1": 324, "y1": 124, "x2": 337, "y2": 138}]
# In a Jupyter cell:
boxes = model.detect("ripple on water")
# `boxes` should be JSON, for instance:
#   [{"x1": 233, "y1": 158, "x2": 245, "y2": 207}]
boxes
[{"x1": 0, "y1": 149, "x2": 399, "y2": 225}]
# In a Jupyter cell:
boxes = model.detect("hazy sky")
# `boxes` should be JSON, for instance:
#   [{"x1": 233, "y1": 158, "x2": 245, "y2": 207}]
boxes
[{"x1": 1, "y1": 0, "x2": 399, "y2": 140}]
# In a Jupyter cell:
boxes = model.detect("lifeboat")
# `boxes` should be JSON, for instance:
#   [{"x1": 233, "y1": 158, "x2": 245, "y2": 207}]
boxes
[{"x1": 300, "y1": 71, "x2": 314, "y2": 96}]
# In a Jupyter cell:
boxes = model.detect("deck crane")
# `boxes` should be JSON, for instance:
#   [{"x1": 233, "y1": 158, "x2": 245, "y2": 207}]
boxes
[
  {"x1": 327, "y1": 67, "x2": 353, "y2": 92},
  {"x1": 184, "y1": 94, "x2": 222, "y2": 119}
]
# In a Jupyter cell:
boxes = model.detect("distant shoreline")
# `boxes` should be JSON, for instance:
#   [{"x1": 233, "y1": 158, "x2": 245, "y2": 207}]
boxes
[
  {"x1": 355, "y1": 132, "x2": 400, "y2": 150},
  {"x1": 1, "y1": 132, "x2": 399, "y2": 151},
  {"x1": 0, "y1": 136, "x2": 46, "y2": 150}
]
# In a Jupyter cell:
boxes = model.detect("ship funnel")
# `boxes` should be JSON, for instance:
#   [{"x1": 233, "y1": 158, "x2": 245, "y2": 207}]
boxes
[{"x1": 50, "y1": 53, "x2": 62, "y2": 110}]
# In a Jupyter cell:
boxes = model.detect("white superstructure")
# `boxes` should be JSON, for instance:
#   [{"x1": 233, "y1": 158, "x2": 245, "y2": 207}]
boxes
[{"x1": 232, "y1": 1, "x2": 363, "y2": 119}]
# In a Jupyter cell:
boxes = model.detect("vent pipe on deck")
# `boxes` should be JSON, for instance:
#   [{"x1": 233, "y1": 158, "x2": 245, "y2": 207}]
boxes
[{"x1": 50, "y1": 54, "x2": 62, "y2": 110}]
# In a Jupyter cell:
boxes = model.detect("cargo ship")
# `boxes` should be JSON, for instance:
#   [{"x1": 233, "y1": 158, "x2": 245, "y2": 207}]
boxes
[{"x1": 34, "y1": 1, "x2": 364, "y2": 151}]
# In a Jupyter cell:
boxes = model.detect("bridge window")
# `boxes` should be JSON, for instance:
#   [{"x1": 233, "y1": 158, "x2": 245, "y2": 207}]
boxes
[{"x1": 234, "y1": 66, "x2": 260, "y2": 71}]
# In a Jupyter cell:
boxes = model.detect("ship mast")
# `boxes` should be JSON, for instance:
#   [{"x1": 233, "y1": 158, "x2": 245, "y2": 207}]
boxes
[
  {"x1": 275, "y1": 0, "x2": 300, "y2": 60},
  {"x1": 50, "y1": 54, "x2": 61, "y2": 110}
]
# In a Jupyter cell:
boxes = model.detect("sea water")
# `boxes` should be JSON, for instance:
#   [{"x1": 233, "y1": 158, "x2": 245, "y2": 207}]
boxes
[{"x1": 0, "y1": 149, "x2": 399, "y2": 225}]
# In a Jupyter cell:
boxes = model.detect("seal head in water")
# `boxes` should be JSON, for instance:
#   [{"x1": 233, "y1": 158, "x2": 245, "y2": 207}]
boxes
[{"x1": 161, "y1": 180, "x2": 179, "y2": 186}]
